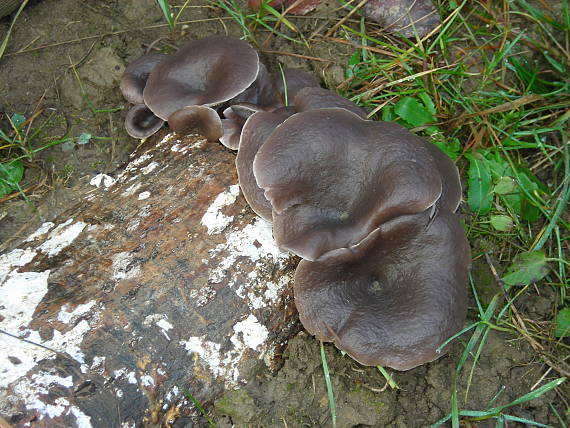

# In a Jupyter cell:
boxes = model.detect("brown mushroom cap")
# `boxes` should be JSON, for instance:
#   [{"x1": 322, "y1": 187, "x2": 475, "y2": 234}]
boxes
[
  {"x1": 168, "y1": 105, "x2": 223, "y2": 141},
  {"x1": 219, "y1": 103, "x2": 267, "y2": 150},
  {"x1": 253, "y1": 108, "x2": 443, "y2": 260},
  {"x1": 219, "y1": 119, "x2": 242, "y2": 151},
  {"x1": 124, "y1": 104, "x2": 165, "y2": 139},
  {"x1": 294, "y1": 209, "x2": 470, "y2": 370},
  {"x1": 235, "y1": 109, "x2": 294, "y2": 221},
  {"x1": 120, "y1": 53, "x2": 166, "y2": 105},
  {"x1": 272, "y1": 68, "x2": 320, "y2": 106},
  {"x1": 143, "y1": 36, "x2": 259, "y2": 120},
  {"x1": 230, "y1": 63, "x2": 279, "y2": 108},
  {"x1": 294, "y1": 86, "x2": 367, "y2": 118}
]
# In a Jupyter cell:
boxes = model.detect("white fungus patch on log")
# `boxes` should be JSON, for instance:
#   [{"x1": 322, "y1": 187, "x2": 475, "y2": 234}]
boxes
[
  {"x1": 111, "y1": 251, "x2": 141, "y2": 281},
  {"x1": 138, "y1": 191, "x2": 151, "y2": 200},
  {"x1": 38, "y1": 218, "x2": 87, "y2": 257},
  {"x1": 57, "y1": 300, "x2": 96, "y2": 324},
  {"x1": 201, "y1": 184, "x2": 241, "y2": 234},
  {"x1": 25, "y1": 221, "x2": 55, "y2": 242},
  {"x1": 90, "y1": 173, "x2": 116, "y2": 188},
  {"x1": 180, "y1": 314, "x2": 270, "y2": 388},
  {"x1": 0, "y1": 248, "x2": 38, "y2": 282},
  {"x1": 0, "y1": 217, "x2": 99, "y2": 413}
]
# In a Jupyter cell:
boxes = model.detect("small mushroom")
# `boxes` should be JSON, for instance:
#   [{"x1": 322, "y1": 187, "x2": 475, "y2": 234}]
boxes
[
  {"x1": 253, "y1": 108, "x2": 443, "y2": 261},
  {"x1": 294, "y1": 86, "x2": 367, "y2": 118},
  {"x1": 273, "y1": 68, "x2": 320, "y2": 106},
  {"x1": 124, "y1": 104, "x2": 165, "y2": 139},
  {"x1": 219, "y1": 103, "x2": 266, "y2": 150},
  {"x1": 120, "y1": 53, "x2": 166, "y2": 105},
  {"x1": 230, "y1": 63, "x2": 279, "y2": 108},
  {"x1": 168, "y1": 105, "x2": 223, "y2": 141},
  {"x1": 294, "y1": 208, "x2": 470, "y2": 370},
  {"x1": 236, "y1": 108, "x2": 294, "y2": 221},
  {"x1": 143, "y1": 36, "x2": 260, "y2": 120}
]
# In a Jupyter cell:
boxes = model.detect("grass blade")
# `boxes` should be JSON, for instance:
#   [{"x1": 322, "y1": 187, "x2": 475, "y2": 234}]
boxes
[
  {"x1": 320, "y1": 341, "x2": 336, "y2": 428},
  {"x1": 0, "y1": 0, "x2": 29, "y2": 60}
]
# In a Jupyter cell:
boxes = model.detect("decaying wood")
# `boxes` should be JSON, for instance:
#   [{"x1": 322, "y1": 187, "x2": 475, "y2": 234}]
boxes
[{"x1": 0, "y1": 132, "x2": 299, "y2": 427}]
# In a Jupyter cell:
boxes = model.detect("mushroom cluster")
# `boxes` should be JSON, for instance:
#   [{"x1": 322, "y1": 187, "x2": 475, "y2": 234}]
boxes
[
  {"x1": 120, "y1": 36, "x2": 470, "y2": 371},
  {"x1": 120, "y1": 36, "x2": 320, "y2": 142}
]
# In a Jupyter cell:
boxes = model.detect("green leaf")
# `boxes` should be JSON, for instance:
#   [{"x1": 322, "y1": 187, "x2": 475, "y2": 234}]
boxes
[
  {"x1": 465, "y1": 152, "x2": 492, "y2": 215},
  {"x1": 76, "y1": 133, "x2": 92, "y2": 145},
  {"x1": 10, "y1": 113, "x2": 25, "y2": 129},
  {"x1": 0, "y1": 160, "x2": 24, "y2": 196},
  {"x1": 554, "y1": 308, "x2": 570, "y2": 338},
  {"x1": 502, "y1": 251, "x2": 549, "y2": 287},
  {"x1": 431, "y1": 139, "x2": 460, "y2": 160},
  {"x1": 418, "y1": 92, "x2": 436, "y2": 115},
  {"x1": 490, "y1": 215, "x2": 513, "y2": 231},
  {"x1": 381, "y1": 105, "x2": 395, "y2": 122},
  {"x1": 493, "y1": 177, "x2": 517, "y2": 195},
  {"x1": 394, "y1": 97, "x2": 435, "y2": 127},
  {"x1": 348, "y1": 51, "x2": 360, "y2": 66},
  {"x1": 156, "y1": 0, "x2": 174, "y2": 30},
  {"x1": 543, "y1": 51, "x2": 565, "y2": 73}
]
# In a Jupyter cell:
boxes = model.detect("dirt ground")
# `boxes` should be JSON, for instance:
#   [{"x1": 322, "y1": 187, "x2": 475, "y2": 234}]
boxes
[{"x1": 0, "y1": 0, "x2": 566, "y2": 427}]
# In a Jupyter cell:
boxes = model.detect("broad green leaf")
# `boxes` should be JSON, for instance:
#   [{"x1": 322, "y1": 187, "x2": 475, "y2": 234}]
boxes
[
  {"x1": 0, "y1": 160, "x2": 24, "y2": 196},
  {"x1": 156, "y1": 0, "x2": 174, "y2": 30},
  {"x1": 554, "y1": 308, "x2": 570, "y2": 338},
  {"x1": 494, "y1": 177, "x2": 517, "y2": 195},
  {"x1": 418, "y1": 92, "x2": 436, "y2": 115},
  {"x1": 431, "y1": 139, "x2": 460, "y2": 160},
  {"x1": 394, "y1": 97, "x2": 434, "y2": 127},
  {"x1": 502, "y1": 251, "x2": 549, "y2": 287},
  {"x1": 465, "y1": 152, "x2": 492, "y2": 215},
  {"x1": 490, "y1": 215, "x2": 513, "y2": 231},
  {"x1": 543, "y1": 51, "x2": 565, "y2": 73}
]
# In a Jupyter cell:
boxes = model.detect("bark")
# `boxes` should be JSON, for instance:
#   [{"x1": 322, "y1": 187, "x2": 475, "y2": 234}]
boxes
[{"x1": 0, "y1": 132, "x2": 299, "y2": 427}]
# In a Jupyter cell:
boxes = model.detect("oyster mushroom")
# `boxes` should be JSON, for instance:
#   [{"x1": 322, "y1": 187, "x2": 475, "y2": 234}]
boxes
[
  {"x1": 235, "y1": 108, "x2": 294, "y2": 220},
  {"x1": 294, "y1": 209, "x2": 470, "y2": 370},
  {"x1": 120, "y1": 52, "x2": 166, "y2": 105},
  {"x1": 124, "y1": 104, "x2": 165, "y2": 139},
  {"x1": 253, "y1": 108, "x2": 443, "y2": 261},
  {"x1": 168, "y1": 105, "x2": 223, "y2": 141},
  {"x1": 294, "y1": 86, "x2": 367, "y2": 118},
  {"x1": 273, "y1": 68, "x2": 321, "y2": 106},
  {"x1": 143, "y1": 36, "x2": 260, "y2": 120}
]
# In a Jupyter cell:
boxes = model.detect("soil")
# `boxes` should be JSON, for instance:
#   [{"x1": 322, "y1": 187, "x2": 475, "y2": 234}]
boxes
[{"x1": 0, "y1": 1, "x2": 567, "y2": 427}]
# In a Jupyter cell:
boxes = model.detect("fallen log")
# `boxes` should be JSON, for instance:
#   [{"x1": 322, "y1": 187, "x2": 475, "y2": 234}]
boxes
[{"x1": 0, "y1": 132, "x2": 299, "y2": 427}]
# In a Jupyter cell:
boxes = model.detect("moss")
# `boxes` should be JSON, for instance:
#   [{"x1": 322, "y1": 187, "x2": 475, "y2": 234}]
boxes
[{"x1": 214, "y1": 389, "x2": 257, "y2": 425}]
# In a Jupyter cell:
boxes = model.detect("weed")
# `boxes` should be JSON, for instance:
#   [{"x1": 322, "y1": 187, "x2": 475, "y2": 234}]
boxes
[
  {"x1": 0, "y1": 110, "x2": 106, "y2": 200},
  {"x1": 181, "y1": 388, "x2": 216, "y2": 427},
  {"x1": 156, "y1": 0, "x2": 192, "y2": 39},
  {"x1": 216, "y1": 0, "x2": 305, "y2": 46}
]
